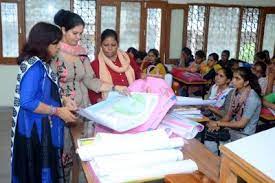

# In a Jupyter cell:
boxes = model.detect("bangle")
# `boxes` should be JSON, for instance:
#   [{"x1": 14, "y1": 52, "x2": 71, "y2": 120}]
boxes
[
  {"x1": 112, "y1": 85, "x2": 115, "y2": 91},
  {"x1": 50, "y1": 106, "x2": 57, "y2": 115}
]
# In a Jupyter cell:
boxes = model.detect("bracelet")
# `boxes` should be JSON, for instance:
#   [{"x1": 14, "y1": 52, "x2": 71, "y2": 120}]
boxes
[
  {"x1": 50, "y1": 106, "x2": 57, "y2": 115},
  {"x1": 112, "y1": 85, "x2": 115, "y2": 91},
  {"x1": 216, "y1": 122, "x2": 219, "y2": 127}
]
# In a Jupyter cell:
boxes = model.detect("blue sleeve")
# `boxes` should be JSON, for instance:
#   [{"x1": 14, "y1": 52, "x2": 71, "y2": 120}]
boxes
[{"x1": 20, "y1": 62, "x2": 44, "y2": 112}]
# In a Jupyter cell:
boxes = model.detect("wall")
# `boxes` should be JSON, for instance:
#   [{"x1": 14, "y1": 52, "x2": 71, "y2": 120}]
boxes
[
  {"x1": 168, "y1": 0, "x2": 275, "y2": 7},
  {"x1": 0, "y1": 65, "x2": 18, "y2": 107}
]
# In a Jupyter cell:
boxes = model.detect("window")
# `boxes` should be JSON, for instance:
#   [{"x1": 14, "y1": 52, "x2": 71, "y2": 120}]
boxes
[
  {"x1": 25, "y1": 0, "x2": 70, "y2": 36},
  {"x1": 207, "y1": 7, "x2": 240, "y2": 58},
  {"x1": 73, "y1": 0, "x2": 96, "y2": 60},
  {"x1": 0, "y1": 0, "x2": 24, "y2": 64},
  {"x1": 169, "y1": 9, "x2": 185, "y2": 59},
  {"x1": 262, "y1": 14, "x2": 275, "y2": 56},
  {"x1": 0, "y1": 1, "x2": 274, "y2": 65},
  {"x1": 119, "y1": 2, "x2": 141, "y2": 51},
  {"x1": 187, "y1": 5, "x2": 206, "y2": 55},
  {"x1": 239, "y1": 8, "x2": 260, "y2": 63}
]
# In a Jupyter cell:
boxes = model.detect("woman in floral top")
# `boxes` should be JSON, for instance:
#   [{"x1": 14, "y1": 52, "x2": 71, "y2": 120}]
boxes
[{"x1": 51, "y1": 9, "x2": 128, "y2": 182}]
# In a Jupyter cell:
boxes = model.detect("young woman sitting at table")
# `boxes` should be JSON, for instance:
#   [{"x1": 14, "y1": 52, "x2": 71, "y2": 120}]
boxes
[
  {"x1": 141, "y1": 48, "x2": 167, "y2": 78},
  {"x1": 180, "y1": 50, "x2": 206, "y2": 73},
  {"x1": 202, "y1": 67, "x2": 233, "y2": 120},
  {"x1": 207, "y1": 67, "x2": 262, "y2": 141},
  {"x1": 88, "y1": 29, "x2": 141, "y2": 104}
]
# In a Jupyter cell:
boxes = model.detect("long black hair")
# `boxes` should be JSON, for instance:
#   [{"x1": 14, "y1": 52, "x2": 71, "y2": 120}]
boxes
[
  {"x1": 54, "y1": 9, "x2": 85, "y2": 31},
  {"x1": 234, "y1": 67, "x2": 262, "y2": 97},
  {"x1": 18, "y1": 22, "x2": 62, "y2": 64}
]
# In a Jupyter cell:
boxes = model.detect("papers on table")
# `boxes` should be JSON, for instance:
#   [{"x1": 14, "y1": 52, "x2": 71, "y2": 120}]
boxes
[
  {"x1": 176, "y1": 96, "x2": 216, "y2": 106},
  {"x1": 171, "y1": 106, "x2": 203, "y2": 119},
  {"x1": 77, "y1": 129, "x2": 184, "y2": 160},
  {"x1": 77, "y1": 129, "x2": 198, "y2": 182},
  {"x1": 159, "y1": 112, "x2": 204, "y2": 139}
]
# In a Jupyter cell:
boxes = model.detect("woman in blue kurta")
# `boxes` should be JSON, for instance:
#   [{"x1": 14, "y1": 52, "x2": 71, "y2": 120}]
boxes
[{"x1": 11, "y1": 22, "x2": 77, "y2": 183}]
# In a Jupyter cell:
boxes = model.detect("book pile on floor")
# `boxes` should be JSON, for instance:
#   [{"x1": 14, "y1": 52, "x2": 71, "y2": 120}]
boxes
[{"x1": 77, "y1": 129, "x2": 198, "y2": 183}]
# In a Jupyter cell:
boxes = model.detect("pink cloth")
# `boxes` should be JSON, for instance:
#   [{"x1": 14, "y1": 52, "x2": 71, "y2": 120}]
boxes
[
  {"x1": 158, "y1": 113, "x2": 204, "y2": 139},
  {"x1": 172, "y1": 68, "x2": 206, "y2": 82},
  {"x1": 261, "y1": 108, "x2": 274, "y2": 117},
  {"x1": 95, "y1": 77, "x2": 176, "y2": 134}
]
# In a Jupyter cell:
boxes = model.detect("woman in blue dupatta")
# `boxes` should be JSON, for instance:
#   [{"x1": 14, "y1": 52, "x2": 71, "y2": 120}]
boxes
[{"x1": 11, "y1": 22, "x2": 77, "y2": 183}]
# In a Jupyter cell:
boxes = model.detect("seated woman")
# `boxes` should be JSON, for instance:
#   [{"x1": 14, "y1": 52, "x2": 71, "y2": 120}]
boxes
[
  {"x1": 177, "y1": 47, "x2": 194, "y2": 67},
  {"x1": 180, "y1": 50, "x2": 206, "y2": 73},
  {"x1": 202, "y1": 67, "x2": 233, "y2": 120},
  {"x1": 88, "y1": 29, "x2": 141, "y2": 104},
  {"x1": 261, "y1": 93, "x2": 275, "y2": 117},
  {"x1": 252, "y1": 61, "x2": 267, "y2": 95},
  {"x1": 207, "y1": 67, "x2": 262, "y2": 141},
  {"x1": 126, "y1": 47, "x2": 138, "y2": 64},
  {"x1": 265, "y1": 57, "x2": 275, "y2": 94},
  {"x1": 141, "y1": 48, "x2": 167, "y2": 78},
  {"x1": 200, "y1": 53, "x2": 221, "y2": 81}
]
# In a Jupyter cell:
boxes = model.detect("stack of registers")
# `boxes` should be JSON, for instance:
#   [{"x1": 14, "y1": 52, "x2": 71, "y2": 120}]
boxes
[
  {"x1": 171, "y1": 106, "x2": 203, "y2": 119},
  {"x1": 77, "y1": 129, "x2": 198, "y2": 183}
]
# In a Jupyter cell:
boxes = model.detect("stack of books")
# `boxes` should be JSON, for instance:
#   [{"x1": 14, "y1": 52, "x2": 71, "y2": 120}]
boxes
[{"x1": 77, "y1": 129, "x2": 198, "y2": 183}]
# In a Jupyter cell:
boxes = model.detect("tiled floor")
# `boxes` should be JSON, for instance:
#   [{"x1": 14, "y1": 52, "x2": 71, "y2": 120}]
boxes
[{"x1": 0, "y1": 107, "x2": 12, "y2": 183}]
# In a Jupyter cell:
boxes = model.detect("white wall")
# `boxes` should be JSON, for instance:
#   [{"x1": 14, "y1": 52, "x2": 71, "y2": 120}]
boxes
[
  {"x1": 168, "y1": 0, "x2": 275, "y2": 7},
  {"x1": 0, "y1": 65, "x2": 18, "y2": 107}
]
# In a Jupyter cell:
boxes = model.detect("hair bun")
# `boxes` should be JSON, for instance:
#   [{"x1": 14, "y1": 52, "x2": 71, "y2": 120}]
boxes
[{"x1": 54, "y1": 9, "x2": 69, "y2": 27}]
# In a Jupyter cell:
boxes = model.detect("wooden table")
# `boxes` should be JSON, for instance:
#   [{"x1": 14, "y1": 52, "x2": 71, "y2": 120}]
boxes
[
  {"x1": 219, "y1": 128, "x2": 275, "y2": 183},
  {"x1": 70, "y1": 122, "x2": 220, "y2": 183},
  {"x1": 173, "y1": 76, "x2": 210, "y2": 98}
]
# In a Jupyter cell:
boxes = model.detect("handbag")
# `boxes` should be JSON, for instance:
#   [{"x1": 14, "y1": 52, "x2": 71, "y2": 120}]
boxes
[{"x1": 205, "y1": 128, "x2": 231, "y2": 141}]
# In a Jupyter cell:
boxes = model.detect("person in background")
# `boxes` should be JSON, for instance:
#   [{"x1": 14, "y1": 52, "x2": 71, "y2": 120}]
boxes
[
  {"x1": 89, "y1": 29, "x2": 141, "y2": 104},
  {"x1": 126, "y1": 47, "x2": 138, "y2": 63},
  {"x1": 230, "y1": 59, "x2": 240, "y2": 71},
  {"x1": 218, "y1": 50, "x2": 230, "y2": 68},
  {"x1": 178, "y1": 47, "x2": 194, "y2": 67},
  {"x1": 52, "y1": 9, "x2": 128, "y2": 181},
  {"x1": 141, "y1": 48, "x2": 167, "y2": 78},
  {"x1": 200, "y1": 52, "x2": 222, "y2": 81},
  {"x1": 254, "y1": 51, "x2": 271, "y2": 67},
  {"x1": 261, "y1": 93, "x2": 275, "y2": 117},
  {"x1": 180, "y1": 50, "x2": 206, "y2": 73},
  {"x1": 202, "y1": 67, "x2": 233, "y2": 120},
  {"x1": 137, "y1": 50, "x2": 148, "y2": 68},
  {"x1": 252, "y1": 61, "x2": 267, "y2": 95},
  {"x1": 265, "y1": 57, "x2": 275, "y2": 94},
  {"x1": 207, "y1": 67, "x2": 262, "y2": 141},
  {"x1": 11, "y1": 22, "x2": 77, "y2": 183},
  {"x1": 263, "y1": 50, "x2": 271, "y2": 65}
]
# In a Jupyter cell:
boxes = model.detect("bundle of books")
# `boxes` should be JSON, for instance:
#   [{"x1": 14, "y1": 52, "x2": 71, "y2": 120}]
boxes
[{"x1": 77, "y1": 129, "x2": 198, "y2": 183}]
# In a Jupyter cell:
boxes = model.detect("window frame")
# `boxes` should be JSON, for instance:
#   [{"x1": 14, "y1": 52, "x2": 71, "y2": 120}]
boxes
[
  {"x1": 0, "y1": 0, "x2": 25, "y2": 65},
  {"x1": 257, "y1": 7, "x2": 275, "y2": 54},
  {"x1": 165, "y1": 4, "x2": 188, "y2": 64}
]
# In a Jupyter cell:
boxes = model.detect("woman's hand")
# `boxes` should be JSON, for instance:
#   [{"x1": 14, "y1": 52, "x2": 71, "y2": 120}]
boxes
[
  {"x1": 62, "y1": 96, "x2": 78, "y2": 111},
  {"x1": 114, "y1": 85, "x2": 130, "y2": 96},
  {"x1": 207, "y1": 120, "x2": 220, "y2": 132},
  {"x1": 56, "y1": 107, "x2": 77, "y2": 123}
]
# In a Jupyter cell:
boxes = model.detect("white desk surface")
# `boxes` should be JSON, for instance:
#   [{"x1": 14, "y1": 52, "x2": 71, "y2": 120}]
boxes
[{"x1": 225, "y1": 127, "x2": 275, "y2": 181}]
